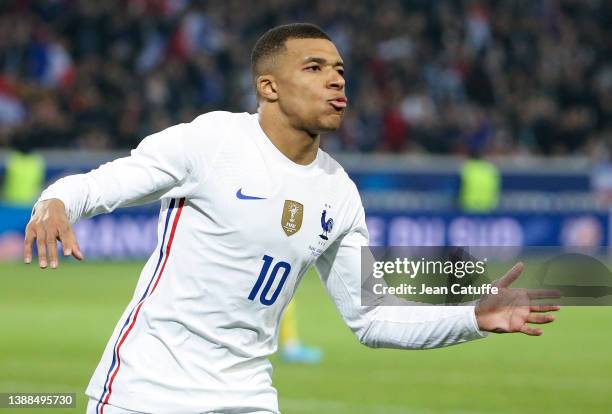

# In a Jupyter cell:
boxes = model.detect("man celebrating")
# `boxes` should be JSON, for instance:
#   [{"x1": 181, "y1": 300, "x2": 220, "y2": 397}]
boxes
[{"x1": 24, "y1": 24, "x2": 559, "y2": 414}]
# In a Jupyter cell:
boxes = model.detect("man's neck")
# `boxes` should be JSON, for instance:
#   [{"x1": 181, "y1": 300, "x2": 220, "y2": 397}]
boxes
[{"x1": 258, "y1": 106, "x2": 320, "y2": 165}]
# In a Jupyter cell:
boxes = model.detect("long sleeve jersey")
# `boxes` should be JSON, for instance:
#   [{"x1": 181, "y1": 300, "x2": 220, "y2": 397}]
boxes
[{"x1": 38, "y1": 111, "x2": 486, "y2": 414}]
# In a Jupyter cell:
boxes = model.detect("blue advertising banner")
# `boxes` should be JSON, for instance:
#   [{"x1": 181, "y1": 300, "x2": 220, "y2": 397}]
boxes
[
  {"x1": 0, "y1": 204, "x2": 160, "y2": 261},
  {"x1": 1, "y1": 205, "x2": 609, "y2": 260},
  {"x1": 366, "y1": 212, "x2": 610, "y2": 248},
  {"x1": 0, "y1": 204, "x2": 32, "y2": 260}
]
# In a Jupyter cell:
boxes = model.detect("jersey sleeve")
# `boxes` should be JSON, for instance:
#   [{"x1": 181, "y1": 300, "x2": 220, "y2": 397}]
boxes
[
  {"x1": 314, "y1": 188, "x2": 488, "y2": 350},
  {"x1": 37, "y1": 121, "x2": 205, "y2": 224}
]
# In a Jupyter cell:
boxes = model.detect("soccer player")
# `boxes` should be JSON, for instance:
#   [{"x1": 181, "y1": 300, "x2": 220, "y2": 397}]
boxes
[{"x1": 24, "y1": 23, "x2": 559, "y2": 414}]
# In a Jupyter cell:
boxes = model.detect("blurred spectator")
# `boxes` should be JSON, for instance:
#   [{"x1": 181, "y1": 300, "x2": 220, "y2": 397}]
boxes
[
  {"x1": 459, "y1": 151, "x2": 500, "y2": 212},
  {"x1": 3, "y1": 136, "x2": 45, "y2": 206},
  {"x1": 0, "y1": 0, "x2": 611, "y2": 158}
]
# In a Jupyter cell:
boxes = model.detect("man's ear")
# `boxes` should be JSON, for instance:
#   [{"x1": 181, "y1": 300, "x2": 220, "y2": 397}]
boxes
[{"x1": 256, "y1": 75, "x2": 278, "y2": 102}]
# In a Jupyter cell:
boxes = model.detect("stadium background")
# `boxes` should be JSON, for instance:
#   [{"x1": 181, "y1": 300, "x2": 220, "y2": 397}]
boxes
[{"x1": 0, "y1": 1, "x2": 611, "y2": 413}]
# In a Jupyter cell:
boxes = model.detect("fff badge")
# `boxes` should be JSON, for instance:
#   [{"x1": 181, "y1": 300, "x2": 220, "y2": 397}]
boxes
[{"x1": 281, "y1": 200, "x2": 303, "y2": 236}]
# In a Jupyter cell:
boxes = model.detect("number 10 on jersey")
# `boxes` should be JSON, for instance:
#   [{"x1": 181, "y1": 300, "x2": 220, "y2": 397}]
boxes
[{"x1": 248, "y1": 255, "x2": 291, "y2": 305}]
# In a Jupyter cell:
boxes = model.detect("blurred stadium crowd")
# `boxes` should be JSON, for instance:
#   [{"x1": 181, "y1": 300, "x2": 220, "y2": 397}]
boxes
[{"x1": 1, "y1": 0, "x2": 611, "y2": 157}]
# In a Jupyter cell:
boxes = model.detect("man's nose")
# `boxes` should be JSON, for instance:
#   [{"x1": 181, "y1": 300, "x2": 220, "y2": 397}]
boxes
[{"x1": 328, "y1": 72, "x2": 345, "y2": 90}]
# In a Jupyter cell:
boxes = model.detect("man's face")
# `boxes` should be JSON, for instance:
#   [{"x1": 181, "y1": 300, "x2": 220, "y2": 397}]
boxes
[{"x1": 272, "y1": 38, "x2": 347, "y2": 134}]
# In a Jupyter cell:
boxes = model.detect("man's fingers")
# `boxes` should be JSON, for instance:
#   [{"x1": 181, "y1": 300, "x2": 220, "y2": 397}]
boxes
[
  {"x1": 23, "y1": 228, "x2": 35, "y2": 264},
  {"x1": 527, "y1": 289, "x2": 561, "y2": 299},
  {"x1": 36, "y1": 231, "x2": 48, "y2": 268},
  {"x1": 526, "y1": 313, "x2": 555, "y2": 324},
  {"x1": 493, "y1": 262, "x2": 524, "y2": 288},
  {"x1": 530, "y1": 305, "x2": 561, "y2": 312},
  {"x1": 71, "y1": 243, "x2": 84, "y2": 260},
  {"x1": 24, "y1": 200, "x2": 74, "y2": 269},
  {"x1": 59, "y1": 227, "x2": 84, "y2": 261},
  {"x1": 519, "y1": 325, "x2": 543, "y2": 336},
  {"x1": 46, "y1": 232, "x2": 59, "y2": 269},
  {"x1": 63, "y1": 242, "x2": 84, "y2": 260}
]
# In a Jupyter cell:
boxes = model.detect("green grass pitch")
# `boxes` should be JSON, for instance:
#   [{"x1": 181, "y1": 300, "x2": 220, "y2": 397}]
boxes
[{"x1": 1, "y1": 261, "x2": 611, "y2": 414}]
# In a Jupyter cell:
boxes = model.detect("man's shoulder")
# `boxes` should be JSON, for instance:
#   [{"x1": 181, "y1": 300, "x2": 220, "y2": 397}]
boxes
[
  {"x1": 179, "y1": 111, "x2": 255, "y2": 152},
  {"x1": 190, "y1": 111, "x2": 254, "y2": 130},
  {"x1": 317, "y1": 149, "x2": 359, "y2": 194}
]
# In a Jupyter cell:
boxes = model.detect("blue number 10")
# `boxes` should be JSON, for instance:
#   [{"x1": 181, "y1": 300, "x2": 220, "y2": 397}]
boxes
[{"x1": 248, "y1": 255, "x2": 291, "y2": 305}]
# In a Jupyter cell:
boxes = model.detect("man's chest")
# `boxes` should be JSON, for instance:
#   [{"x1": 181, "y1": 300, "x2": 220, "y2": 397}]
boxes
[
  {"x1": 195, "y1": 176, "x2": 345, "y2": 264},
  {"x1": 185, "y1": 136, "x2": 355, "y2": 266}
]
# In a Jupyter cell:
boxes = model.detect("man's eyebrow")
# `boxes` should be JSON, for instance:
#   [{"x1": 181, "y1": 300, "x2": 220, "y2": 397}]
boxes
[{"x1": 303, "y1": 56, "x2": 344, "y2": 66}]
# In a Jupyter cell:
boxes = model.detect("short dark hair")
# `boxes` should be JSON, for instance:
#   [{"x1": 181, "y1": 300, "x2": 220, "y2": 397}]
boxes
[{"x1": 251, "y1": 23, "x2": 331, "y2": 80}]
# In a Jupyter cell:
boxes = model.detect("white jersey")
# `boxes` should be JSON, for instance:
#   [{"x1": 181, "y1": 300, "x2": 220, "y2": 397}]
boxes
[{"x1": 38, "y1": 112, "x2": 486, "y2": 414}]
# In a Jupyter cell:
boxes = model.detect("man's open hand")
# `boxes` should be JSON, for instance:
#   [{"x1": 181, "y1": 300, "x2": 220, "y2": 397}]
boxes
[
  {"x1": 475, "y1": 262, "x2": 561, "y2": 336},
  {"x1": 24, "y1": 199, "x2": 83, "y2": 268}
]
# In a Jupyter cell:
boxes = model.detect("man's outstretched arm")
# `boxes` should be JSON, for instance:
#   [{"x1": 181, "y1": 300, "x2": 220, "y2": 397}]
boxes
[
  {"x1": 315, "y1": 202, "x2": 560, "y2": 349},
  {"x1": 316, "y1": 229, "x2": 488, "y2": 349},
  {"x1": 23, "y1": 120, "x2": 207, "y2": 269}
]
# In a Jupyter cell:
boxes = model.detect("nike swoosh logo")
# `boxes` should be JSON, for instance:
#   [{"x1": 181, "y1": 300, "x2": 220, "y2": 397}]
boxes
[{"x1": 236, "y1": 188, "x2": 267, "y2": 200}]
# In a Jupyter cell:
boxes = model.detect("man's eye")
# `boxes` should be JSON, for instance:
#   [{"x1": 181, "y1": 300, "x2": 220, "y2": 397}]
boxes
[
  {"x1": 306, "y1": 65, "x2": 321, "y2": 71},
  {"x1": 338, "y1": 69, "x2": 345, "y2": 76}
]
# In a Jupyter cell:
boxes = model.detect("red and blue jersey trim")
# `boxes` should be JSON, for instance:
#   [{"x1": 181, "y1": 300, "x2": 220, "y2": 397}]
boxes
[{"x1": 96, "y1": 197, "x2": 185, "y2": 414}]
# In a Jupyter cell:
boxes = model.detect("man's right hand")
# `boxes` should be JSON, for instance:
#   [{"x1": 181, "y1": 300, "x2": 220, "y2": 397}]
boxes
[{"x1": 24, "y1": 198, "x2": 83, "y2": 268}]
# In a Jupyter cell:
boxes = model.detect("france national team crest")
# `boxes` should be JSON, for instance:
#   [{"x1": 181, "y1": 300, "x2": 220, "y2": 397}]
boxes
[
  {"x1": 281, "y1": 200, "x2": 303, "y2": 236},
  {"x1": 319, "y1": 207, "x2": 334, "y2": 240}
]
